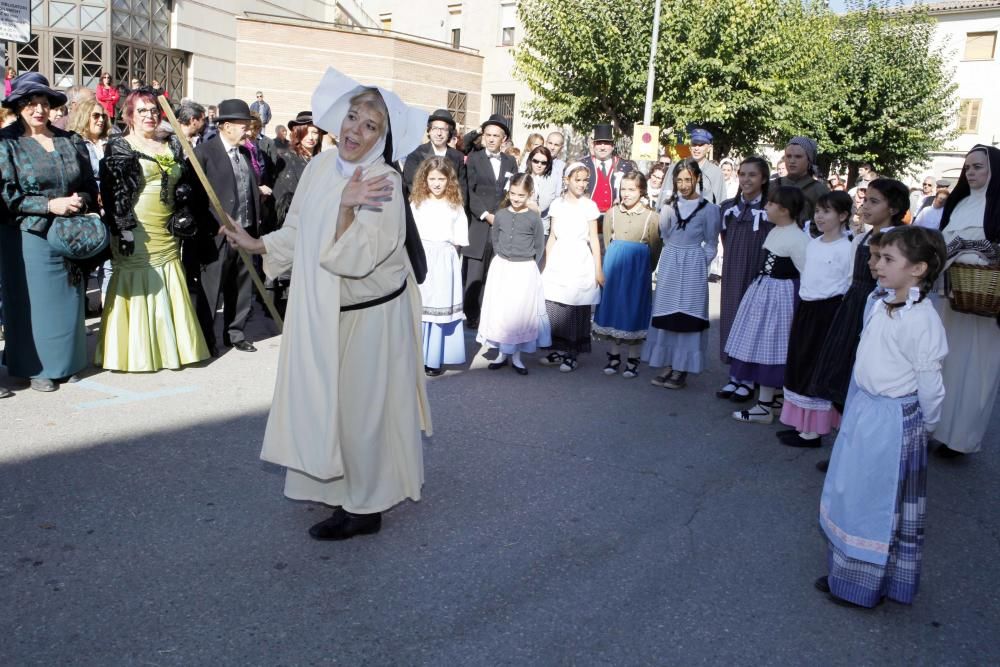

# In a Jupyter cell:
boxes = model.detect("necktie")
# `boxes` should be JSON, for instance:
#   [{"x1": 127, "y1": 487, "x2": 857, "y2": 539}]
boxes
[{"x1": 600, "y1": 161, "x2": 608, "y2": 176}]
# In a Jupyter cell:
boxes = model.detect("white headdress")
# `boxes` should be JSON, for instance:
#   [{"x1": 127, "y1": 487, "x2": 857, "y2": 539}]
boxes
[{"x1": 311, "y1": 67, "x2": 427, "y2": 177}]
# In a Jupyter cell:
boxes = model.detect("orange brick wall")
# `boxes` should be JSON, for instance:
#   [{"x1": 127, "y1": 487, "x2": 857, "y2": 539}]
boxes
[{"x1": 235, "y1": 18, "x2": 483, "y2": 137}]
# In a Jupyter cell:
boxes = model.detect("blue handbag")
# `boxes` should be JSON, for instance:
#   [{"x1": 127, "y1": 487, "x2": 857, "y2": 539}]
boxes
[{"x1": 46, "y1": 213, "x2": 109, "y2": 260}]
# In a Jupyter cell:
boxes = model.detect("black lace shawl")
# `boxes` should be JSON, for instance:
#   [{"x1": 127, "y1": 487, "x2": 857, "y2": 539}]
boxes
[{"x1": 99, "y1": 133, "x2": 191, "y2": 235}]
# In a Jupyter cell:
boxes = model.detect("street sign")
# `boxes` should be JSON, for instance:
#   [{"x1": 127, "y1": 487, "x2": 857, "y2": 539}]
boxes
[
  {"x1": 631, "y1": 124, "x2": 660, "y2": 161},
  {"x1": 0, "y1": 0, "x2": 31, "y2": 44}
]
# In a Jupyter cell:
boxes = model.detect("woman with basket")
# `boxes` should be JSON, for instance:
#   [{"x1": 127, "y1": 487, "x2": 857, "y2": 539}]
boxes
[{"x1": 933, "y1": 145, "x2": 1000, "y2": 458}]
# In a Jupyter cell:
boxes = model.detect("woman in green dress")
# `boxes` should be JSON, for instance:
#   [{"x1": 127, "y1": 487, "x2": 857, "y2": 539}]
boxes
[
  {"x1": 0, "y1": 74, "x2": 99, "y2": 392},
  {"x1": 95, "y1": 88, "x2": 208, "y2": 371}
]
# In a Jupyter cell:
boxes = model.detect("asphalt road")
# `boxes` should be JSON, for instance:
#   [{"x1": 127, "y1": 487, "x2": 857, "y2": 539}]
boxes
[{"x1": 1, "y1": 285, "x2": 998, "y2": 666}]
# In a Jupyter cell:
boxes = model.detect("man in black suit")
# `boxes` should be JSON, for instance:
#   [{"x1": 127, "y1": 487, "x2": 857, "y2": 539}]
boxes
[
  {"x1": 402, "y1": 108, "x2": 466, "y2": 198},
  {"x1": 191, "y1": 98, "x2": 260, "y2": 353},
  {"x1": 462, "y1": 114, "x2": 517, "y2": 327}
]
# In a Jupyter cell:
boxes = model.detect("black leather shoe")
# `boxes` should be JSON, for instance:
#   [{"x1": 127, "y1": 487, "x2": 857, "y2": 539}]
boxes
[
  {"x1": 814, "y1": 576, "x2": 831, "y2": 593},
  {"x1": 778, "y1": 431, "x2": 823, "y2": 448},
  {"x1": 933, "y1": 443, "x2": 965, "y2": 459},
  {"x1": 231, "y1": 340, "x2": 257, "y2": 352},
  {"x1": 30, "y1": 378, "x2": 57, "y2": 392},
  {"x1": 488, "y1": 359, "x2": 509, "y2": 370},
  {"x1": 309, "y1": 510, "x2": 381, "y2": 541},
  {"x1": 512, "y1": 364, "x2": 528, "y2": 375},
  {"x1": 816, "y1": 459, "x2": 830, "y2": 472},
  {"x1": 425, "y1": 366, "x2": 444, "y2": 377}
]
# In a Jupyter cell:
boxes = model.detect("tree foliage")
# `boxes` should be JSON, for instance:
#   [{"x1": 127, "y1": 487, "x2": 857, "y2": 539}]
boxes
[{"x1": 514, "y1": 0, "x2": 957, "y2": 173}]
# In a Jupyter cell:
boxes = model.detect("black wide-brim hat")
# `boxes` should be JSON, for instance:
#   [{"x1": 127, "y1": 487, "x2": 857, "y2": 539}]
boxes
[
  {"x1": 2, "y1": 72, "x2": 67, "y2": 110},
  {"x1": 428, "y1": 108, "x2": 456, "y2": 128},
  {"x1": 481, "y1": 113, "x2": 510, "y2": 139},
  {"x1": 216, "y1": 98, "x2": 253, "y2": 122},
  {"x1": 286, "y1": 110, "x2": 326, "y2": 133}
]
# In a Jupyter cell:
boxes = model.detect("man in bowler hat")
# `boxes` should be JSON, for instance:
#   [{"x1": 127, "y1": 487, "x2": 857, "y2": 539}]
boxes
[
  {"x1": 402, "y1": 108, "x2": 466, "y2": 198},
  {"x1": 190, "y1": 98, "x2": 261, "y2": 353},
  {"x1": 580, "y1": 123, "x2": 635, "y2": 219},
  {"x1": 462, "y1": 114, "x2": 518, "y2": 328}
]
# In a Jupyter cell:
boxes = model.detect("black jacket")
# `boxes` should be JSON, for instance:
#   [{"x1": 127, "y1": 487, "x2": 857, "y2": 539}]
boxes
[
  {"x1": 190, "y1": 135, "x2": 260, "y2": 258},
  {"x1": 402, "y1": 142, "x2": 466, "y2": 199},
  {"x1": 463, "y1": 148, "x2": 518, "y2": 259}
]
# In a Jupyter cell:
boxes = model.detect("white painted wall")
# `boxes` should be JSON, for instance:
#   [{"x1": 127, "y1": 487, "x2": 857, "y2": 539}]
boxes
[
  {"x1": 173, "y1": 0, "x2": 343, "y2": 106},
  {"x1": 921, "y1": 7, "x2": 1000, "y2": 179}
]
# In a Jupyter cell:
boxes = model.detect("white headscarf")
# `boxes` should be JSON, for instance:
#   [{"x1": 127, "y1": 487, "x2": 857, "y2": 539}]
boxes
[{"x1": 311, "y1": 67, "x2": 427, "y2": 179}]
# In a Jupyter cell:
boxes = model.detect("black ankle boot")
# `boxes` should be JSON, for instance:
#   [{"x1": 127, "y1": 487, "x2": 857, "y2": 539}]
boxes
[{"x1": 309, "y1": 509, "x2": 382, "y2": 541}]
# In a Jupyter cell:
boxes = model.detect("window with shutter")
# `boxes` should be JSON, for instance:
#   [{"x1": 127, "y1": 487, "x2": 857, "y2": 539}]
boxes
[
  {"x1": 958, "y1": 99, "x2": 982, "y2": 133},
  {"x1": 963, "y1": 32, "x2": 997, "y2": 61}
]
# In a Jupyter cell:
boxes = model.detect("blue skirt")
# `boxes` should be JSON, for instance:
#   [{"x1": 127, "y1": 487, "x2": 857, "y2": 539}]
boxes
[
  {"x1": 593, "y1": 240, "x2": 651, "y2": 341},
  {"x1": 0, "y1": 226, "x2": 87, "y2": 379},
  {"x1": 422, "y1": 320, "x2": 467, "y2": 369}
]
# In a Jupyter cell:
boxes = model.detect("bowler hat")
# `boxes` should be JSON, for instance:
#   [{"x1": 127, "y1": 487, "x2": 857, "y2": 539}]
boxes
[
  {"x1": 428, "y1": 108, "x2": 456, "y2": 128},
  {"x1": 216, "y1": 99, "x2": 253, "y2": 123},
  {"x1": 2, "y1": 72, "x2": 67, "y2": 110},
  {"x1": 287, "y1": 110, "x2": 322, "y2": 130},
  {"x1": 593, "y1": 123, "x2": 614, "y2": 142},
  {"x1": 481, "y1": 113, "x2": 510, "y2": 139}
]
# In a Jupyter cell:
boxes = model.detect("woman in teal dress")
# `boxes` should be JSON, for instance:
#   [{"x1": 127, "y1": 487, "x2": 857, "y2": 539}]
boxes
[
  {"x1": 95, "y1": 88, "x2": 208, "y2": 371},
  {"x1": 0, "y1": 74, "x2": 99, "y2": 392}
]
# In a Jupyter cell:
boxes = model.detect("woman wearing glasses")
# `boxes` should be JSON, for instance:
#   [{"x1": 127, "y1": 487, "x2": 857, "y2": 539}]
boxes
[
  {"x1": 0, "y1": 74, "x2": 100, "y2": 392},
  {"x1": 95, "y1": 73, "x2": 120, "y2": 120},
  {"x1": 523, "y1": 146, "x2": 560, "y2": 237},
  {"x1": 94, "y1": 88, "x2": 209, "y2": 371}
]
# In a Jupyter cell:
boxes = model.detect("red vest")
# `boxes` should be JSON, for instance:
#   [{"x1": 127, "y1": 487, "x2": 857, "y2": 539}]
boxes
[{"x1": 592, "y1": 160, "x2": 613, "y2": 212}]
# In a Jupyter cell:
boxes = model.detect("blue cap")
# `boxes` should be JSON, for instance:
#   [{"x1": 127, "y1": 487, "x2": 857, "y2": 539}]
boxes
[{"x1": 690, "y1": 128, "x2": 713, "y2": 144}]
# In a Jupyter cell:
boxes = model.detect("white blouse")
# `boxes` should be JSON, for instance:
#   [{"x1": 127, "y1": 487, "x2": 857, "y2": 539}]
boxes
[
  {"x1": 762, "y1": 223, "x2": 810, "y2": 273},
  {"x1": 853, "y1": 295, "x2": 948, "y2": 429},
  {"x1": 412, "y1": 198, "x2": 468, "y2": 247},
  {"x1": 799, "y1": 236, "x2": 852, "y2": 300}
]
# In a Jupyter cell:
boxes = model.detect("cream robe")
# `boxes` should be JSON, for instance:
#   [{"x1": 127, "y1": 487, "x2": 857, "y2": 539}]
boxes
[
  {"x1": 934, "y1": 193, "x2": 1000, "y2": 454},
  {"x1": 259, "y1": 150, "x2": 432, "y2": 512}
]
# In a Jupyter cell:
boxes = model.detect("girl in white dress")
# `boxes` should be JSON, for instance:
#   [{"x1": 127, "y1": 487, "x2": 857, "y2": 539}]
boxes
[
  {"x1": 540, "y1": 162, "x2": 604, "y2": 372},
  {"x1": 411, "y1": 156, "x2": 468, "y2": 376}
]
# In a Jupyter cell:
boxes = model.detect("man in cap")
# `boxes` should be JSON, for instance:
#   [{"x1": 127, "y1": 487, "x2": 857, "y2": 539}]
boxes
[
  {"x1": 401, "y1": 108, "x2": 466, "y2": 198},
  {"x1": 656, "y1": 127, "x2": 726, "y2": 210},
  {"x1": 462, "y1": 113, "x2": 518, "y2": 328},
  {"x1": 190, "y1": 98, "x2": 261, "y2": 354},
  {"x1": 580, "y1": 123, "x2": 635, "y2": 217}
]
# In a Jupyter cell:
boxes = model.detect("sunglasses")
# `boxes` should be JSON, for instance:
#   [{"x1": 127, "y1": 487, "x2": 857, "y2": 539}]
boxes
[
  {"x1": 531, "y1": 159, "x2": 549, "y2": 165},
  {"x1": 90, "y1": 112, "x2": 106, "y2": 120}
]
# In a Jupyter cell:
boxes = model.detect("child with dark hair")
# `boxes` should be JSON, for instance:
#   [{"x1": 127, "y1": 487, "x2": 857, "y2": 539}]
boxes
[
  {"x1": 807, "y1": 178, "x2": 907, "y2": 410},
  {"x1": 724, "y1": 186, "x2": 810, "y2": 423},
  {"x1": 716, "y1": 156, "x2": 773, "y2": 401},
  {"x1": 778, "y1": 190, "x2": 854, "y2": 446},
  {"x1": 643, "y1": 158, "x2": 722, "y2": 389},
  {"x1": 477, "y1": 173, "x2": 550, "y2": 374},
  {"x1": 593, "y1": 171, "x2": 661, "y2": 378},
  {"x1": 817, "y1": 224, "x2": 948, "y2": 609}
]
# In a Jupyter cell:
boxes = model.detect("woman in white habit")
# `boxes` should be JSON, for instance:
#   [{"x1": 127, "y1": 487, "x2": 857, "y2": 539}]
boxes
[{"x1": 225, "y1": 68, "x2": 432, "y2": 540}]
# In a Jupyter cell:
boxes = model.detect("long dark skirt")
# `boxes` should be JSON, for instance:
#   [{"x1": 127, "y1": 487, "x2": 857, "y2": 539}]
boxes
[
  {"x1": 545, "y1": 300, "x2": 592, "y2": 355},
  {"x1": 784, "y1": 295, "x2": 843, "y2": 394}
]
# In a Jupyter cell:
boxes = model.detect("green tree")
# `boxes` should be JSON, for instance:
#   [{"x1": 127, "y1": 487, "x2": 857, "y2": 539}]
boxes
[
  {"x1": 513, "y1": 0, "x2": 652, "y2": 136},
  {"x1": 803, "y1": 0, "x2": 957, "y2": 181}
]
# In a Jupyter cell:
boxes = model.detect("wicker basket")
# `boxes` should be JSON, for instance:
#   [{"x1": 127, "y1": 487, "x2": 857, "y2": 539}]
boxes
[{"x1": 948, "y1": 262, "x2": 1000, "y2": 317}]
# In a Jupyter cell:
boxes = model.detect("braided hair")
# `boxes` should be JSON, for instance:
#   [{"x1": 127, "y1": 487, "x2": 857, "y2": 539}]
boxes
[{"x1": 879, "y1": 226, "x2": 947, "y2": 311}]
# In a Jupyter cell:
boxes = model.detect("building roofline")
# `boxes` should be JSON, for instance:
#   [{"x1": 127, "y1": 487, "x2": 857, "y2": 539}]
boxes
[{"x1": 239, "y1": 12, "x2": 481, "y2": 57}]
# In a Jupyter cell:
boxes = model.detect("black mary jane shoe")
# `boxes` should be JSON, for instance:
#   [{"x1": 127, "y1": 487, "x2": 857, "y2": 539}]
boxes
[
  {"x1": 729, "y1": 383, "x2": 754, "y2": 403},
  {"x1": 512, "y1": 364, "x2": 528, "y2": 376},
  {"x1": 716, "y1": 382, "x2": 738, "y2": 399},
  {"x1": 816, "y1": 459, "x2": 830, "y2": 473},
  {"x1": 814, "y1": 576, "x2": 831, "y2": 593},
  {"x1": 778, "y1": 431, "x2": 823, "y2": 448},
  {"x1": 488, "y1": 358, "x2": 509, "y2": 370},
  {"x1": 425, "y1": 366, "x2": 445, "y2": 377},
  {"x1": 933, "y1": 443, "x2": 965, "y2": 459},
  {"x1": 309, "y1": 510, "x2": 382, "y2": 541}
]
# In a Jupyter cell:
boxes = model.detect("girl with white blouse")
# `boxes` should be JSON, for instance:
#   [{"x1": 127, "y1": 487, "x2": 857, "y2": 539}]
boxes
[
  {"x1": 411, "y1": 157, "x2": 469, "y2": 376},
  {"x1": 777, "y1": 191, "x2": 854, "y2": 447},
  {"x1": 817, "y1": 225, "x2": 948, "y2": 608}
]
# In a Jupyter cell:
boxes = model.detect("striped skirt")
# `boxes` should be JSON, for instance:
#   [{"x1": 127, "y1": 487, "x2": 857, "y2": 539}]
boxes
[{"x1": 825, "y1": 399, "x2": 927, "y2": 607}]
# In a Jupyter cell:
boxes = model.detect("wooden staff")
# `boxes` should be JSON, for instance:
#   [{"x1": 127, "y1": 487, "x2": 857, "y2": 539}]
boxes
[{"x1": 156, "y1": 95, "x2": 284, "y2": 330}]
